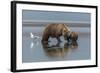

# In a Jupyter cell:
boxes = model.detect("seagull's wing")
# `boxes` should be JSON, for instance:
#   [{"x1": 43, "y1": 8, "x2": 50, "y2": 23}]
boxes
[{"x1": 30, "y1": 32, "x2": 34, "y2": 38}]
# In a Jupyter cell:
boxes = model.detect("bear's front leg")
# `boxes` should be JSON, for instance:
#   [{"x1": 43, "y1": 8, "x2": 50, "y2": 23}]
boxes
[
  {"x1": 67, "y1": 36, "x2": 71, "y2": 42},
  {"x1": 57, "y1": 37, "x2": 62, "y2": 42}
]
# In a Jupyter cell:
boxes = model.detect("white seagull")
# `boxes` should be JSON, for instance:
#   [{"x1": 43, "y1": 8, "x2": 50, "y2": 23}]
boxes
[
  {"x1": 30, "y1": 32, "x2": 40, "y2": 48},
  {"x1": 30, "y1": 32, "x2": 40, "y2": 39}
]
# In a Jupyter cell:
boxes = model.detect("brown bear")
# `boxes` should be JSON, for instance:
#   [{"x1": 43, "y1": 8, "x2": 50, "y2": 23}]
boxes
[{"x1": 42, "y1": 23, "x2": 71, "y2": 43}]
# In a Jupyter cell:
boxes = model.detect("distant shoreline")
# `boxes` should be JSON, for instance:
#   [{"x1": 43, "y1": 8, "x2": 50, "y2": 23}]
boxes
[
  {"x1": 22, "y1": 24, "x2": 90, "y2": 27},
  {"x1": 22, "y1": 23, "x2": 90, "y2": 27},
  {"x1": 22, "y1": 20, "x2": 90, "y2": 27}
]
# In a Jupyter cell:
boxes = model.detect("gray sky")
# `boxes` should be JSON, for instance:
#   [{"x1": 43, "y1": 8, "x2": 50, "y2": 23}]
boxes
[{"x1": 22, "y1": 10, "x2": 90, "y2": 22}]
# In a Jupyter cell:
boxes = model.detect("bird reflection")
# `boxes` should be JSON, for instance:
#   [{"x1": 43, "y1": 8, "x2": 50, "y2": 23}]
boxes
[
  {"x1": 41, "y1": 41, "x2": 78, "y2": 57},
  {"x1": 30, "y1": 32, "x2": 40, "y2": 49},
  {"x1": 30, "y1": 41, "x2": 39, "y2": 49}
]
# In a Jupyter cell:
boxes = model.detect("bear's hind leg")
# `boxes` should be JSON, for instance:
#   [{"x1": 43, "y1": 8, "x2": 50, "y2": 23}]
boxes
[{"x1": 42, "y1": 35, "x2": 50, "y2": 43}]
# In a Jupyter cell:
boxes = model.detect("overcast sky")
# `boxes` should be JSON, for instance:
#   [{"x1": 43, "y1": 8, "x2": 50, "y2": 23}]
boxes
[{"x1": 22, "y1": 10, "x2": 90, "y2": 22}]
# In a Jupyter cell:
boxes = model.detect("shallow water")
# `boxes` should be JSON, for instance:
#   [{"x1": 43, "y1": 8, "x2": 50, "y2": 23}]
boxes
[{"x1": 22, "y1": 26, "x2": 90, "y2": 63}]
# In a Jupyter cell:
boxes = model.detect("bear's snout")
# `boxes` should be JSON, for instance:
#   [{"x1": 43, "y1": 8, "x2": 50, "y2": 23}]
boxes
[{"x1": 70, "y1": 32, "x2": 78, "y2": 41}]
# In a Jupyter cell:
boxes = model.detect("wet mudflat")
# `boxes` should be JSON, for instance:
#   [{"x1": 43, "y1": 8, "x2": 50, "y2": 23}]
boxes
[{"x1": 22, "y1": 26, "x2": 90, "y2": 63}]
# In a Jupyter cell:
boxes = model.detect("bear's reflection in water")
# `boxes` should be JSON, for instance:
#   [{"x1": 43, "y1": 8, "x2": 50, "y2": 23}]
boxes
[{"x1": 42, "y1": 41, "x2": 78, "y2": 57}]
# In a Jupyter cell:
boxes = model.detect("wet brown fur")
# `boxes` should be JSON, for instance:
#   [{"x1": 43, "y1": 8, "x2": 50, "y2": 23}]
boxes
[{"x1": 42, "y1": 23, "x2": 70, "y2": 43}]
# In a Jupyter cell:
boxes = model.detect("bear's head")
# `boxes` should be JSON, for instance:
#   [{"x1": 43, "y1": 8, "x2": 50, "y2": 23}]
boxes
[{"x1": 68, "y1": 32, "x2": 78, "y2": 42}]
